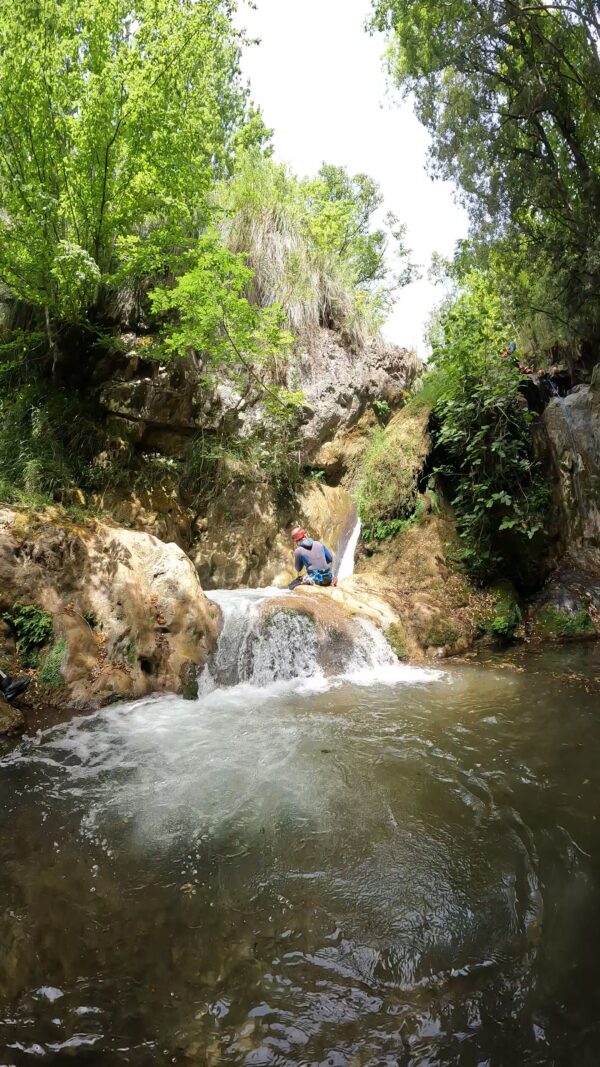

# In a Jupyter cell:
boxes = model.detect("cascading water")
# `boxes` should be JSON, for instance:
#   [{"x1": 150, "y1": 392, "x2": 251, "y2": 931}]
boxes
[
  {"x1": 200, "y1": 586, "x2": 424, "y2": 692},
  {"x1": 200, "y1": 587, "x2": 318, "y2": 689},
  {"x1": 335, "y1": 515, "x2": 361, "y2": 582}
]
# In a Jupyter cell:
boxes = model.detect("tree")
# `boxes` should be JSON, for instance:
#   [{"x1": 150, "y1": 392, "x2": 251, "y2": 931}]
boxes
[
  {"x1": 424, "y1": 271, "x2": 549, "y2": 578},
  {"x1": 217, "y1": 151, "x2": 414, "y2": 345},
  {"x1": 0, "y1": 0, "x2": 266, "y2": 339},
  {"x1": 371, "y1": 0, "x2": 600, "y2": 349}
]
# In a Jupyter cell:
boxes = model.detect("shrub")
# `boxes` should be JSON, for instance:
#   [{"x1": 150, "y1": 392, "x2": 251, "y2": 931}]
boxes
[
  {"x1": 427, "y1": 272, "x2": 550, "y2": 581},
  {"x1": 5, "y1": 605, "x2": 53, "y2": 667}
]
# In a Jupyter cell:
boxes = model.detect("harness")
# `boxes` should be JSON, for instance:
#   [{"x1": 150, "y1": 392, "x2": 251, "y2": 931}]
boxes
[{"x1": 303, "y1": 567, "x2": 333, "y2": 587}]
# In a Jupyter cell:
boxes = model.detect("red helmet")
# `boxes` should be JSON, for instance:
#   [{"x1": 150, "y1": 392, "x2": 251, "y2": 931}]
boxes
[{"x1": 291, "y1": 526, "x2": 307, "y2": 542}]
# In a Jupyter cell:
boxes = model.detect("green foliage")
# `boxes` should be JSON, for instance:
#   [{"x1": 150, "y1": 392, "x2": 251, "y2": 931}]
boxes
[
  {"x1": 0, "y1": 379, "x2": 106, "y2": 506},
  {"x1": 386, "y1": 622, "x2": 408, "y2": 659},
  {"x1": 371, "y1": 0, "x2": 600, "y2": 351},
  {"x1": 150, "y1": 233, "x2": 297, "y2": 409},
  {"x1": 39, "y1": 638, "x2": 67, "y2": 688},
  {"x1": 426, "y1": 272, "x2": 550, "y2": 580},
  {"x1": 535, "y1": 605, "x2": 595, "y2": 639},
  {"x1": 125, "y1": 640, "x2": 136, "y2": 667},
  {"x1": 5, "y1": 605, "x2": 53, "y2": 667},
  {"x1": 477, "y1": 584, "x2": 522, "y2": 643},
  {"x1": 372, "y1": 399, "x2": 391, "y2": 423},
  {"x1": 217, "y1": 151, "x2": 414, "y2": 347},
  {"x1": 0, "y1": 0, "x2": 263, "y2": 329},
  {"x1": 363, "y1": 516, "x2": 415, "y2": 542},
  {"x1": 426, "y1": 623, "x2": 459, "y2": 648}
]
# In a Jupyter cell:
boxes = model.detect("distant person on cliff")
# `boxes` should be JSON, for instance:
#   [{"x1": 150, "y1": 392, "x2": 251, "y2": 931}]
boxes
[{"x1": 288, "y1": 527, "x2": 334, "y2": 590}]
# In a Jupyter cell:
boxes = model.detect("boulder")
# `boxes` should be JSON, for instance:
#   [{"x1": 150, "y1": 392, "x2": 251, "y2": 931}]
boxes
[
  {"x1": 0, "y1": 698, "x2": 24, "y2": 736},
  {"x1": 0, "y1": 508, "x2": 219, "y2": 709},
  {"x1": 527, "y1": 566, "x2": 600, "y2": 642}
]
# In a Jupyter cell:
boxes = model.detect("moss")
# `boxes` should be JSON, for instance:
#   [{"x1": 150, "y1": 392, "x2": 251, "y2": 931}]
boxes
[
  {"x1": 535, "y1": 604, "x2": 595, "y2": 639},
  {"x1": 477, "y1": 582, "x2": 521, "y2": 643},
  {"x1": 356, "y1": 408, "x2": 430, "y2": 532},
  {"x1": 182, "y1": 678, "x2": 199, "y2": 700},
  {"x1": 386, "y1": 623, "x2": 408, "y2": 660},
  {"x1": 426, "y1": 623, "x2": 460, "y2": 648},
  {"x1": 125, "y1": 639, "x2": 136, "y2": 666},
  {"x1": 39, "y1": 637, "x2": 67, "y2": 688}
]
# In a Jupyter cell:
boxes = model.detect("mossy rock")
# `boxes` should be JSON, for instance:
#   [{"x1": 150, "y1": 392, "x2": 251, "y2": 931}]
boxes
[
  {"x1": 476, "y1": 581, "x2": 521, "y2": 644},
  {"x1": 425, "y1": 622, "x2": 460, "y2": 648},
  {"x1": 386, "y1": 622, "x2": 408, "y2": 660},
  {"x1": 533, "y1": 604, "x2": 596, "y2": 640}
]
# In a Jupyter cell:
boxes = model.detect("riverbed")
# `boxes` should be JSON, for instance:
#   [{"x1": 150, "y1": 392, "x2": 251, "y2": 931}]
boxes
[{"x1": 2, "y1": 644, "x2": 600, "y2": 1064}]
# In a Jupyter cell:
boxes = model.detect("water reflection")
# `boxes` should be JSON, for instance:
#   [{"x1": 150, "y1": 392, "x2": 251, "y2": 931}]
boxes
[{"x1": 1, "y1": 645, "x2": 600, "y2": 1063}]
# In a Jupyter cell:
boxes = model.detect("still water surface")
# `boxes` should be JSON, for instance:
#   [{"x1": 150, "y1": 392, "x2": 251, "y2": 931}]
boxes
[{"x1": 1, "y1": 646, "x2": 600, "y2": 1065}]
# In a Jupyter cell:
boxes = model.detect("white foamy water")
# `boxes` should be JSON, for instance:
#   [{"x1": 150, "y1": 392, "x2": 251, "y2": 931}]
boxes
[{"x1": 336, "y1": 517, "x2": 362, "y2": 582}]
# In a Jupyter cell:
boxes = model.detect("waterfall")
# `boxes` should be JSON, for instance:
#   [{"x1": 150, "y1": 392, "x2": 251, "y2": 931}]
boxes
[
  {"x1": 335, "y1": 516, "x2": 362, "y2": 583},
  {"x1": 200, "y1": 587, "x2": 425, "y2": 692},
  {"x1": 201, "y1": 588, "x2": 317, "y2": 690}
]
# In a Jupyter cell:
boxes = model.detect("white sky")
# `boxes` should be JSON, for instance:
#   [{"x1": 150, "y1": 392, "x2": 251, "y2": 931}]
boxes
[{"x1": 236, "y1": 0, "x2": 468, "y2": 357}]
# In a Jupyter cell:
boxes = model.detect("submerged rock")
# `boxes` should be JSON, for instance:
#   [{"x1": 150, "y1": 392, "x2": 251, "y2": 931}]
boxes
[{"x1": 0, "y1": 508, "x2": 219, "y2": 709}]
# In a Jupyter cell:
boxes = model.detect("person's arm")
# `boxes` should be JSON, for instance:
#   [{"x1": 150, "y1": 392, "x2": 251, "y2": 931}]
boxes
[
  {"x1": 294, "y1": 548, "x2": 304, "y2": 573},
  {"x1": 324, "y1": 545, "x2": 333, "y2": 565}
]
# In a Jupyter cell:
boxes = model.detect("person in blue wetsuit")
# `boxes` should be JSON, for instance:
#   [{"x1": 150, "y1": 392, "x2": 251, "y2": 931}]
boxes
[{"x1": 288, "y1": 526, "x2": 334, "y2": 590}]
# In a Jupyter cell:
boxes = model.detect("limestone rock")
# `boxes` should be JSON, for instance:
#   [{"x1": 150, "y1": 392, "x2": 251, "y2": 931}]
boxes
[
  {"x1": 0, "y1": 508, "x2": 219, "y2": 709},
  {"x1": 97, "y1": 330, "x2": 421, "y2": 464},
  {"x1": 295, "y1": 331, "x2": 421, "y2": 458}
]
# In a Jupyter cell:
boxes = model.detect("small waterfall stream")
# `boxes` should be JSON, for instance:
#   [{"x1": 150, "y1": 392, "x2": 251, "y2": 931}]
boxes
[
  {"x1": 201, "y1": 586, "x2": 407, "y2": 692},
  {"x1": 335, "y1": 515, "x2": 362, "y2": 582}
]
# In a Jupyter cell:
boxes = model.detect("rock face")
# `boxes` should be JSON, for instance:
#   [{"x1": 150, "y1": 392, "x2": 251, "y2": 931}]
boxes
[
  {"x1": 541, "y1": 369, "x2": 600, "y2": 569},
  {"x1": 295, "y1": 331, "x2": 421, "y2": 459},
  {"x1": 0, "y1": 509, "x2": 219, "y2": 709},
  {"x1": 98, "y1": 329, "x2": 421, "y2": 463},
  {"x1": 527, "y1": 566, "x2": 599, "y2": 642}
]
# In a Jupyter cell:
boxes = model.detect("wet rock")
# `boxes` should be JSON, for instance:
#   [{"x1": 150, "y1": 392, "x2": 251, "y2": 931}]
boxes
[{"x1": 0, "y1": 697, "x2": 24, "y2": 735}]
